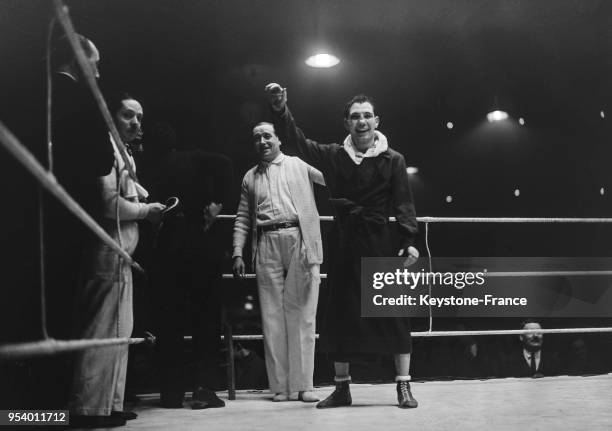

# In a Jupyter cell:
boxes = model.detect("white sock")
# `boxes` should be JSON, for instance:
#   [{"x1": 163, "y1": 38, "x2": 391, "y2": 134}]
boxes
[
  {"x1": 334, "y1": 375, "x2": 351, "y2": 383},
  {"x1": 395, "y1": 375, "x2": 411, "y2": 382}
]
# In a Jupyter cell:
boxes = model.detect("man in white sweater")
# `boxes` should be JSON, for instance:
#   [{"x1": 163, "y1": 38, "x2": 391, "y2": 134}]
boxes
[
  {"x1": 69, "y1": 94, "x2": 165, "y2": 429},
  {"x1": 232, "y1": 122, "x2": 324, "y2": 402}
]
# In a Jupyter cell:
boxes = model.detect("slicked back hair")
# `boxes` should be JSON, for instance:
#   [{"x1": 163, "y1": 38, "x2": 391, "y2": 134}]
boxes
[
  {"x1": 343, "y1": 94, "x2": 376, "y2": 119},
  {"x1": 107, "y1": 92, "x2": 137, "y2": 116}
]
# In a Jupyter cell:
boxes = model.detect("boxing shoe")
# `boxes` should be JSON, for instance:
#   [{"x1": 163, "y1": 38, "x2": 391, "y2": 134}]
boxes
[
  {"x1": 316, "y1": 381, "x2": 352, "y2": 409},
  {"x1": 191, "y1": 386, "x2": 225, "y2": 409},
  {"x1": 396, "y1": 380, "x2": 418, "y2": 408}
]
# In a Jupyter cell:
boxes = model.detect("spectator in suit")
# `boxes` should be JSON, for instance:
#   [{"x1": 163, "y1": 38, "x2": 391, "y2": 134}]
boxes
[{"x1": 503, "y1": 319, "x2": 560, "y2": 378}]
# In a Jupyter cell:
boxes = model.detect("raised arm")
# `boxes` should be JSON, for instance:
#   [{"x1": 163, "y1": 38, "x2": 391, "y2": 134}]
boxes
[{"x1": 265, "y1": 83, "x2": 334, "y2": 173}]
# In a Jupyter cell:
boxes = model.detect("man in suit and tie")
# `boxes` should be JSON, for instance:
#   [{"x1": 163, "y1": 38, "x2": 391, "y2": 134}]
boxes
[
  {"x1": 505, "y1": 319, "x2": 560, "y2": 378},
  {"x1": 232, "y1": 122, "x2": 324, "y2": 403}
]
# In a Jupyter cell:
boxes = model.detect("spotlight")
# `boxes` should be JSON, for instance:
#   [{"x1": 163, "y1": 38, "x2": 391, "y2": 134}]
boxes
[
  {"x1": 518, "y1": 117, "x2": 525, "y2": 125},
  {"x1": 600, "y1": 110, "x2": 606, "y2": 119},
  {"x1": 446, "y1": 121, "x2": 454, "y2": 129},
  {"x1": 406, "y1": 167, "x2": 419, "y2": 175},
  {"x1": 600, "y1": 187, "x2": 605, "y2": 196},
  {"x1": 487, "y1": 110, "x2": 509, "y2": 122},
  {"x1": 305, "y1": 53, "x2": 340, "y2": 68},
  {"x1": 445, "y1": 195, "x2": 453, "y2": 203},
  {"x1": 514, "y1": 188, "x2": 520, "y2": 197}
]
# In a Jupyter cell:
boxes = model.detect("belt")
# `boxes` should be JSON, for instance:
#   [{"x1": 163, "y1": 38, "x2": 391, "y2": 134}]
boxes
[
  {"x1": 329, "y1": 198, "x2": 388, "y2": 225},
  {"x1": 258, "y1": 221, "x2": 299, "y2": 233}
]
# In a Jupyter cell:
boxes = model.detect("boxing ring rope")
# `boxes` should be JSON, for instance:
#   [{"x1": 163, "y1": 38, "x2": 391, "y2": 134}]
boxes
[
  {"x1": 191, "y1": 327, "x2": 612, "y2": 341},
  {"x1": 218, "y1": 215, "x2": 612, "y2": 223},
  {"x1": 4, "y1": 326, "x2": 611, "y2": 360},
  {"x1": 0, "y1": 338, "x2": 147, "y2": 360},
  {"x1": 223, "y1": 271, "x2": 612, "y2": 279}
]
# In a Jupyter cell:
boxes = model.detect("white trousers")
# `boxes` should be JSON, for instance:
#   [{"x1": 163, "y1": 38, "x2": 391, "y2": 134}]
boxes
[
  {"x1": 69, "y1": 247, "x2": 133, "y2": 415},
  {"x1": 255, "y1": 227, "x2": 320, "y2": 394}
]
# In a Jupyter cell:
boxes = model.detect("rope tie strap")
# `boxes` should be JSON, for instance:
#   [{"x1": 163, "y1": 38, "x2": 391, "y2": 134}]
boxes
[{"x1": 329, "y1": 198, "x2": 388, "y2": 225}]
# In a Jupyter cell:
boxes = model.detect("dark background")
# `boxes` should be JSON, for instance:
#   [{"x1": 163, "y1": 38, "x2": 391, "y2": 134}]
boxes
[
  {"x1": 3, "y1": 0, "x2": 612, "y2": 225},
  {"x1": 1, "y1": 0, "x2": 612, "y2": 398},
  {"x1": 2, "y1": 0, "x2": 612, "y2": 216}
]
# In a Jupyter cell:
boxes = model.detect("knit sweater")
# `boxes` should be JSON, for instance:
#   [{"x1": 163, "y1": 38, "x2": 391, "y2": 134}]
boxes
[{"x1": 233, "y1": 154, "x2": 324, "y2": 267}]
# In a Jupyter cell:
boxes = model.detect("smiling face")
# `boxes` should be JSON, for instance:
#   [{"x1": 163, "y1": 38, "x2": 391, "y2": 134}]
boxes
[
  {"x1": 115, "y1": 99, "x2": 143, "y2": 143},
  {"x1": 252, "y1": 122, "x2": 281, "y2": 161},
  {"x1": 344, "y1": 101, "x2": 380, "y2": 151}
]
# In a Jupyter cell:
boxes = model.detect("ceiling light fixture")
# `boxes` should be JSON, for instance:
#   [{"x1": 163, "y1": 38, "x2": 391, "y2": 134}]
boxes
[
  {"x1": 487, "y1": 110, "x2": 509, "y2": 122},
  {"x1": 305, "y1": 53, "x2": 340, "y2": 68}
]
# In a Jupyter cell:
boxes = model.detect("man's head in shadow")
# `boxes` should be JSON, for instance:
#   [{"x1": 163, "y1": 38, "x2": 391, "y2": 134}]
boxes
[{"x1": 520, "y1": 319, "x2": 543, "y2": 353}]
